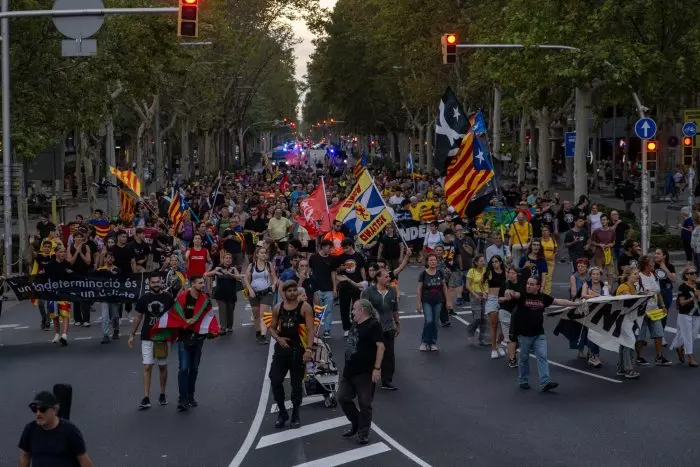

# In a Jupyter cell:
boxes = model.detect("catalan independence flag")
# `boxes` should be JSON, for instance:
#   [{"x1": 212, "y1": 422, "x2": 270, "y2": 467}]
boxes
[
  {"x1": 110, "y1": 166, "x2": 142, "y2": 198},
  {"x1": 168, "y1": 190, "x2": 186, "y2": 231},
  {"x1": 89, "y1": 219, "x2": 110, "y2": 238},
  {"x1": 444, "y1": 127, "x2": 494, "y2": 216},
  {"x1": 119, "y1": 189, "x2": 136, "y2": 222},
  {"x1": 352, "y1": 159, "x2": 366, "y2": 178},
  {"x1": 336, "y1": 170, "x2": 392, "y2": 245}
]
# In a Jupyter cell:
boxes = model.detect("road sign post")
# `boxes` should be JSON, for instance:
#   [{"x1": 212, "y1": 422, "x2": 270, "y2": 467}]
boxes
[{"x1": 634, "y1": 117, "x2": 657, "y2": 255}]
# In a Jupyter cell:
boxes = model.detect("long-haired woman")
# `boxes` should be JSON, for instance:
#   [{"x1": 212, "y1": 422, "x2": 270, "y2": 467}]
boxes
[
  {"x1": 671, "y1": 267, "x2": 700, "y2": 366},
  {"x1": 482, "y1": 255, "x2": 506, "y2": 359},
  {"x1": 636, "y1": 255, "x2": 672, "y2": 366},
  {"x1": 416, "y1": 253, "x2": 449, "y2": 352},
  {"x1": 540, "y1": 225, "x2": 557, "y2": 294},
  {"x1": 518, "y1": 240, "x2": 548, "y2": 293},
  {"x1": 615, "y1": 267, "x2": 641, "y2": 379},
  {"x1": 244, "y1": 245, "x2": 277, "y2": 345},
  {"x1": 580, "y1": 266, "x2": 610, "y2": 368},
  {"x1": 466, "y1": 255, "x2": 489, "y2": 345},
  {"x1": 207, "y1": 252, "x2": 242, "y2": 335}
]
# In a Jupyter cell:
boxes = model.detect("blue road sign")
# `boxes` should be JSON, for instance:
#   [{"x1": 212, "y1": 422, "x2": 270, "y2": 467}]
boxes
[
  {"x1": 634, "y1": 117, "x2": 657, "y2": 140},
  {"x1": 683, "y1": 122, "x2": 697, "y2": 137},
  {"x1": 564, "y1": 132, "x2": 576, "y2": 158}
]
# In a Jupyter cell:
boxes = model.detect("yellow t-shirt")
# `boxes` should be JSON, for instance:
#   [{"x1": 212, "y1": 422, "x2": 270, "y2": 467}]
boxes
[
  {"x1": 409, "y1": 204, "x2": 422, "y2": 221},
  {"x1": 267, "y1": 217, "x2": 291, "y2": 241},
  {"x1": 616, "y1": 283, "x2": 635, "y2": 296},
  {"x1": 467, "y1": 267, "x2": 487, "y2": 294},
  {"x1": 509, "y1": 222, "x2": 531, "y2": 246},
  {"x1": 418, "y1": 201, "x2": 439, "y2": 222},
  {"x1": 541, "y1": 237, "x2": 556, "y2": 261}
]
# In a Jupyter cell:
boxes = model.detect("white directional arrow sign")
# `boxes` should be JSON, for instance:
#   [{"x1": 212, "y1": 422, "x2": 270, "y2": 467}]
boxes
[{"x1": 634, "y1": 117, "x2": 657, "y2": 140}]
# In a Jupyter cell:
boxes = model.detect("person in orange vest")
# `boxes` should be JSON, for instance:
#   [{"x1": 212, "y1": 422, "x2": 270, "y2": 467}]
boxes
[{"x1": 323, "y1": 220, "x2": 345, "y2": 256}]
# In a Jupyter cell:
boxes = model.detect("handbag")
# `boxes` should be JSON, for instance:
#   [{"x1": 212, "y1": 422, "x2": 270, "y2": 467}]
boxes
[
  {"x1": 603, "y1": 247, "x2": 612, "y2": 266},
  {"x1": 153, "y1": 341, "x2": 169, "y2": 359}
]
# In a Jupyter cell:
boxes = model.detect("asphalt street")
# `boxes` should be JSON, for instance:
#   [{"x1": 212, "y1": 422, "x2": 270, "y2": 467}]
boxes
[{"x1": 1, "y1": 261, "x2": 700, "y2": 467}]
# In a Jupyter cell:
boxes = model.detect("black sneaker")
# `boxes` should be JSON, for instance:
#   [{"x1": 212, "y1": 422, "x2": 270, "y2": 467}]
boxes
[
  {"x1": 380, "y1": 382, "x2": 398, "y2": 391},
  {"x1": 256, "y1": 335, "x2": 267, "y2": 345},
  {"x1": 655, "y1": 355, "x2": 672, "y2": 366},
  {"x1": 275, "y1": 411, "x2": 289, "y2": 429},
  {"x1": 541, "y1": 381, "x2": 559, "y2": 392},
  {"x1": 636, "y1": 357, "x2": 650, "y2": 366},
  {"x1": 448, "y1": 309, "x2": 457, "y2": 316},
  {"x1": 508, "y1": 358, "x2": 518, "y2": 368},
  {"x1": 100, "y1": 335, "x2": 111, "y2": 344},
  {"x1": 112, "y1": 330, "x2": 120, "y2": 340},
  {"x1": 290, "y1": 408, "x2": 300, "y2": 428},
  {"x1": 188, "y1": 399, "x2": 198, "y2": 408},
  {"x1": 342, "y1": 426, "x2": 358, "y2": 438},
  {"x1": 158, "y1": 394, "x2": 168, "y2": 406},
  {"x1": 357, "y1": 433, "x2": 369, "y2": 445},
  {"x1": 624, "y1": 371, "x2": 640, "y2": 379},
  {"x1": 519, "y1": 382, "x2": 531, "y2": 390},
  {"x1": 176, "y1": 402, "x2": 189, "y2": 412},
  {"x1": 138, "y1": 397, "x2": 151, "y2": 410},
  {"x1": 440, "y1": 321, "x2": 451, "y2": 328},
  {"x1": 322, "y1": 331, "x2": 331, "y2": 338},
  {"x1": 60, "y1": 336, "x2": 68, "y2": 347}
]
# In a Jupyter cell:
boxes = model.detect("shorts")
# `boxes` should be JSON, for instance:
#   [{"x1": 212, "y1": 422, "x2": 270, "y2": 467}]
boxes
[
  {"x1": 448, "y1": 271, "x2": 463, "y2": 288},
  {"x1": 637, "y1": 316, "x2": 664, "y2": 341},
  {"x1": 498, "y1": 309, "x2": 511, "y2": 343},
  {"x1": 141, "y1": 340, "x2": 168, "y2": 366},
  {"x1": 485, "y1": 295, "x2": 499, "y2": 313},
  {"x1": 249, "y1": 290, "x2": 273, "y2": 307},
  {"x1": 48, "y1": 301, "x2": 71, "y2": 319}
]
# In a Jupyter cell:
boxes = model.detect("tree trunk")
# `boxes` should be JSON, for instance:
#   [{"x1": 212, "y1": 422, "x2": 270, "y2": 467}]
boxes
[
  {"x1": 204, "y1": 130, "x2": 214, "y2": 175},
  {"x1": 105, "y1": 116, "x2": 116, "y2": 218},
  {"x1": 534, "y1": 108, "x2": 552, "y2": 194},
  {"x1": 74, "y1": 129, "x2": 83, "y2": 201},
  {"x1": 418, "y1": 125, "x2": 425, "y2": 171},
  {"x1": 492, "y1": 85, "x2": 502, "y2": 162},
  {"x1": 180, "y1": 117, "x2": 190, "y2": 180},
  {"x1": 79, "y1": 132, "x2": 98, "y2": 213},
  {"x1": 518, "y1": 109, "x2": 527, "y2": 184},
  {"x1": 136, "y1": 123, "x2": 146, "y2": 183},
  {"x1": 574, "y1": 86, "x2": 591, "y2": 201}
]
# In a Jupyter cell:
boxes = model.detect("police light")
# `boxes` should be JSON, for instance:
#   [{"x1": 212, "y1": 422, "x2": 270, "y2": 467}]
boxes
[{"x1": 178, "y1": 0, "x2": 199, "y2": 38}]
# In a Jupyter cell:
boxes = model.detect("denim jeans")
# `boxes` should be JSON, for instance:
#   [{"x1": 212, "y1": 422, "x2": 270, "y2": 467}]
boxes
[
  {"x1": 421, "y1": 302, "x2": 441, "y2": 345},
  {"x1": 38, "y1": 300, "x2": 48, "y2": 325},
  {"x1": 177, "y1": 338, "x2": 205, "y2": 403},
  {"x1": 318, "y1": 291, "x2": 335, "y2": 333},
  {"x1": 101, "y1": 303, "x2": 120, "y2": 336},
  {"x1": 517, "y1": 334, "x2": 550, "y2": 388},
  {"x1": 617, "y1": 346, "x2": 635, "y2": 373}
]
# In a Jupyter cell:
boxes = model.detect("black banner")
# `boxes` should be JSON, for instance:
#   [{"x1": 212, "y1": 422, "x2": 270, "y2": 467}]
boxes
[
  {"x1": 6, "y1": 273, "x2": 148, "y2": 303},
  {"x1": 396, "y1": 219, "x2": 428, "y2": 249}
]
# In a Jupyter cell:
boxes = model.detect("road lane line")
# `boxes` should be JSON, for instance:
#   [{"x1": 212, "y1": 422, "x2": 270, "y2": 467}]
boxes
[
  {"x1": 0, "y1": 324, "x2": 20, "y2": 329},
  {"x1": 371, "y1": 423, "x2": 433, "y2": 467},
  {"x1": 291, "y1": 442, "x2": 391, "y2": 467},
  {"x1": 14, "y1": 326, "x2": 29, "y2": 330},
  {"x1": 73, "y1": 336, "x2": 93, "y2": 341},
  {"x1": 228, "y1": 340, "x2": 275, "y2": 467},
  {"x1": 255, "y1": 416, "x2": 348, "y2": 449},
  {"x1": 269, "y1": 395, "x2": 325, "y2": 413}
]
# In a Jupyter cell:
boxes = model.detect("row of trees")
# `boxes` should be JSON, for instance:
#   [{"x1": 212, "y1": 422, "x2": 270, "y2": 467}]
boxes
[
  {"x1": 10, "y1": 0, "x2": 321, "y2": 212},
  {"x1": 303, "y1": 0, "x2": 700, "y2": 197}
]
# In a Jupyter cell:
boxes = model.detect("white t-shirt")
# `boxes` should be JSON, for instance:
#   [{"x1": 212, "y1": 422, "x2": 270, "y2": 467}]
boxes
[
  {"x1": 423, "y1": 231, "x2": 444, "y2": 249},
  {"x1": 639, "y1": 272, "x2": 660, "y2": 310},
  {"x1": 388, "y1": 195, "x2": 404, "y2": 207},
  {"x1": 589, "y1": 213, "x2": 602, "y2": 232},
  {"x1": 486, "y1": 244, "x2": 511, "y2": 263}
]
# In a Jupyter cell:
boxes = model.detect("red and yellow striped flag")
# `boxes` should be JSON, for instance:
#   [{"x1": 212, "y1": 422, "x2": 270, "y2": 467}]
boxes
[
  {"x1": 352, "y1": 160, "x2": 366, "y2": 178},
  {"x1": 110, "y1": 166, "x2": 142, "y2": 197},
  {"x1": 119, "y1": 190, "x2": 136, "y2": 222},
  {"x1": 168, "y1": 191, "x2": 185, "y2": 231},
  {"x1": 444, "y1": 129, "x2": 493, "y2": 216}
]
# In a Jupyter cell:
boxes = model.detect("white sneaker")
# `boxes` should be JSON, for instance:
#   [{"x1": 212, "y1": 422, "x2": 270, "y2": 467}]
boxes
[
  {"x1": 343, "y1": 330, "x2": 349, "y2": 337},
  {"x1": 497, "y1": 347, "x2": 506, "y2": 357},
  {"x1": 490, "y1": 350, "x2": 499, "y2": 359},
  {"x1": 52, "y1": 334, "x2": 60, "y2": 344}
]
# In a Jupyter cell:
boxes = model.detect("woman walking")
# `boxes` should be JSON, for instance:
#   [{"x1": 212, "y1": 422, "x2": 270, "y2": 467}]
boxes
[
  {"x1": 518, "y1": 241, "x2": 548, "y2": 293},
  {"x1": 540, "y1": 225, "x2": 557, "y2": 294},
  {"x1": 670, "y1": 266, "x2": 700, "y2": 367},
  {"x1": 483, "y1": 255, "x2": 506, "y2": 359},
  {"x1": 416, "y1": 253, "x2": 449, "y2": 352},
  {"x1": 244, "y1": 246, "x2": 277, "y2": 345},
  {"x1": 615, "y1": 268, "x2": 641, "y2": 379},
  {"x1": 654, "y1": 248, "x2": 676, "y2": 340},
  {"x1": 207, "y1": 252, "x2": 241, "y2": 335},
  {"x1": 466, "y1": 255, "x2": 489, "y2": 346},
  {"x1": 580, "y1": 267, "x2": 610, "y2": 368},
  {"x1": 497, "y1": 266, "x2": 520, "y2": 368},
  {"x1": 636, "y1": 255, "x2": 672, "y2": 366}
]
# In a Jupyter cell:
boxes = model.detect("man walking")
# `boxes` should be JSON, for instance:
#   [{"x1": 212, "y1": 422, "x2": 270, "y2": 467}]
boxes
[
  {"x1": 268, "y1": 280, "x2": 315, "y2": 429},
  {"x1": 333, "y1": 239, "x2": 367, "y2": 337},
  {"x1": 128, "y1": 272, "x2": 175, "y2": 410},
  {"x1": 361, "y1": 270, "x2": 399, "y2": 390},
  {"x1": 338, "y1": 299, "x2": 385, "y2": 445},
  {"x1": 310, "y1": 239, "x2": 335, "y2": 338}
]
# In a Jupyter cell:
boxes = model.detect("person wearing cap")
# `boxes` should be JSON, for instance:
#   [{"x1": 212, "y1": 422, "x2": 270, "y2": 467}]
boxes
[
  {"x1": 18, "y1": 391, "x2": 93, "y2": 467},
  {"x1": 268, "y1": 280, "x2": 315, "y2": 429}
]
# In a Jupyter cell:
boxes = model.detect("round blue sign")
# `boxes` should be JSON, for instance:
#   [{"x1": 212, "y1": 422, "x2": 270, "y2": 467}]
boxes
[{"x1": 683, "y1": 122, "x2": 697, "y2": 137}]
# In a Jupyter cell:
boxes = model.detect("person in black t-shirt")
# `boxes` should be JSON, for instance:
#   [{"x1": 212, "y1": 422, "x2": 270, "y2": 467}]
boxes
[
  {"x1": 18, "y1": 390, "x2": 92, "y2": 467},
  {"x1": 129, "y1": 228, "x2": 152, "y2": 273},
  {"x1": 112, "y1": 230, "x2": 134, "y2": 275},
  {"x1": 128, "y1": 273, "x2": 175, "y2": 410},
  {"x1": 333, "y1": 239, "x2": 368, "y2": 335},
  {"x1": 35, "y1": 213, "x2": 56, "y2": 240},
  {"x1": 617, "y1": 239, "x2": 641, "y2": 279},
  {"x1": 377, "y1": 224, "x2": 404, "y2": 270},
  {"x1": 310, "y1": 240, "x2": 335, "y2": 337},
  {"x1": 45, "y1": 247, "x2": 73, "y2": 347},
  {"x1": 337, "y1": 298, "x2": 385, "y2": 445},
  {"x1": 671, "y1": 267, "x2": 700, "y2": 366},
  {"x1": 504, "y1": 276, "x2": 579, "y2": 392},
  {"x1": 32, "y1": 240, "x2": 55, "y2": 330},
  {"x1": 67, "y1": 229, "x2": 93, "y2": 327},
  {"x1": 555, "y1": 200, "x2": 575, "y2": 261}
]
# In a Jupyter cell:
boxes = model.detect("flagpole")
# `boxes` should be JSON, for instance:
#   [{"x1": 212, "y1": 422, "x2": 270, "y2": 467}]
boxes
[{"x1": 321, "y1": 176, "x2": 331, "y2": 229}]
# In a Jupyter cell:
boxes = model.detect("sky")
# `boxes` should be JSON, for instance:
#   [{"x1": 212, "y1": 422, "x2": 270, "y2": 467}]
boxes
[{"x1": 291, "y1": 0, "x2": 337, "y2": 119}]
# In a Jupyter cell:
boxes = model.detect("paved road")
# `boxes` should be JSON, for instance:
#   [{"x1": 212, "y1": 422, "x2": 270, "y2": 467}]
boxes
[{"x1": 1, "y1": 262, "x2": 700, "y2": 466}]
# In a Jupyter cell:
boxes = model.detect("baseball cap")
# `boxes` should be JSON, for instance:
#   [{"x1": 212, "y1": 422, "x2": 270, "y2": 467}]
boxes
[{"x1": 30, "y1": 391, "x2": 58, "y2": 407}]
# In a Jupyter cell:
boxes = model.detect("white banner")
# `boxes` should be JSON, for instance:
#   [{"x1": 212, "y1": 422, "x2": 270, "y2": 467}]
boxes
[{"x1": 552, "y1": 295, "x2": 651, "y2": 351}]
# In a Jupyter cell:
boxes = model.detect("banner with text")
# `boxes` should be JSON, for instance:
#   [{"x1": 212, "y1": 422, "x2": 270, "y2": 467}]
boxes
[{"x1": 6, "y1": 273, "x2": 148, "y2": 303}]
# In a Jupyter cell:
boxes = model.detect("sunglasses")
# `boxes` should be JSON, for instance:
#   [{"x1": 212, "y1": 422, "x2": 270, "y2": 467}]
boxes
[
  {"x1": 688, "y1": 271, "x2": 698, "y2": 275},
  {"x1": 29, "y1": 403, "x2": 51, "y2": 414}
]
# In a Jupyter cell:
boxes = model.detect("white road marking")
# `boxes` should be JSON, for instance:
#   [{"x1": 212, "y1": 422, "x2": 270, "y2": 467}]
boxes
[
  {"x1": 291, "y1": 442, "x2": 391, "y2": 467},
  {"x1": 228, "y1": 340, "x2": 275, "y2": 467},
  {"x1": 14, "y1": 326, "x2": 29, "y2": 330},
  {"x1": 371, "y1": 423, "x2": 433, "y2": 467},
  {"x1": 0, "y1": 324, "x2": 20, "y2": 329},
  {"x1": 256, "y1": 416, "x2": 349, "y2": 449},
  {"x1": 269, "y1": 395, "x2": 325, "y2": 413},
  {"x1": 73, "y1": 336, "x2": 93, "y2": 341}
]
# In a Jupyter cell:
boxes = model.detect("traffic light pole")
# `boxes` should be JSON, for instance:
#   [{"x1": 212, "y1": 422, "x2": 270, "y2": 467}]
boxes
[
  {"x1": 641, "y1": 141, "x2": 649, "y2": 254},
  {"x1": 1, "y1": 6, "x2": 179, "y2": 276}
]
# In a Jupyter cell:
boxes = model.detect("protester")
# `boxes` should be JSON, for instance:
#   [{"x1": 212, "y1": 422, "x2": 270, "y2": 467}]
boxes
[
  {"x1": 497, "y1": 266, "x2": 520, "y2": 367},
  {"x1": 615, "y1": 268, "x2": 641, "y2": 379},
  {"x1": 97, "y1": 251, "x2": 122, "y2": 343},
  {"x1": 310, "y1": 239, "x2": 336, "y2": 337},
  {"x1": 636, "y1": 255, "x2": 672, "y2": 367},
  {"x1": 337, "y1": 298, "x2": 385, "y2": 445},
  {"x1": 417, "y1": 253, "x2": 448, "y2": 351},
  {"x1": 244, "y1": 246, "x2": 276, "y2": 345},
  {"x1": 466, "y1": 255, "x2": 489, "y2": 346},
  {"x1": 483, "y1": 255, "x2": 506, "y2": 359},
  {"x1": 207, "y1": 252, "x2": 241, "y2": 335},
  {"x1": 670, "y1": 266, "x2": 700, "y2": 367},
  {"x1": 333, "y1": 239, "x2": 367, "y2": 337}
]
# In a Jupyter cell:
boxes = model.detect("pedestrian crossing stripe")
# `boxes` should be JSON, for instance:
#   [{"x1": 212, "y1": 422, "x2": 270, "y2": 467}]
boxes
[
  {"x1": 291, "y1": 443, "x2": 391, "y2": 467},
  {"x1": 270, "y1": 395, "x2": 325, "y2": 413}
]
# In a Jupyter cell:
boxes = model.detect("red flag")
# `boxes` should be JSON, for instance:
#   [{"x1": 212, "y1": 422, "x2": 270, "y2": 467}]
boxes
[
  {"x1": 279, "y1": 174, "x2": 290, "y2": 193},
  {"x1": 299, "y1": 183, "x2": 328, "y2": 225},
  {"x1": 319, "y1": 200, "x2": 342, "y2": 234}
]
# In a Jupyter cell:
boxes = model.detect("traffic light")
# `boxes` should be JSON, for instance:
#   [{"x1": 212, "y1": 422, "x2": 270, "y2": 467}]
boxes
[
  {"x1": 441, "y1": 33, "x2": 458, "y2": 64},
  {"x1": 646, "y1": 140, "x2": 658, "y2": 171},
  {"x1": 683, "y1": 136, "x2": 694, "y2": 167},
  {"x1": 330, "y1": 118, "x2": 335, "y2": 124},
  {"x1": 178, "y1": 0, "x2": 199, "y2": 38}
]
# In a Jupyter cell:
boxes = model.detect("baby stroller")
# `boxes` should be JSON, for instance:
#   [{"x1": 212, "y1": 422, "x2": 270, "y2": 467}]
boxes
[{"x1": 304, "y1": 306, "x2": 339, "y2": 408}]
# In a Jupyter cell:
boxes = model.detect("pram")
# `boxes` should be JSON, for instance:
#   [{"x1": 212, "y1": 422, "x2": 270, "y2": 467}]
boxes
[{"x1": 304, "y1": 308, "x2": 340, "y2": 408}]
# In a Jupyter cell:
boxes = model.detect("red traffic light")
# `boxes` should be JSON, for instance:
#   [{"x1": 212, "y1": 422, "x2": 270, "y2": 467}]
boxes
[
  {"x1": 684, "y1": 136, "x2": 693, "y2": 146},
  {"x1": 183, "y1": 0, "x2": 197, "y2": 3},
  {"x1": 446, "y1": 34, "x2": 457, "y2": 45},
  {"x1": 646, "y1": 141, "x2": 657, "y2": 151}
]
